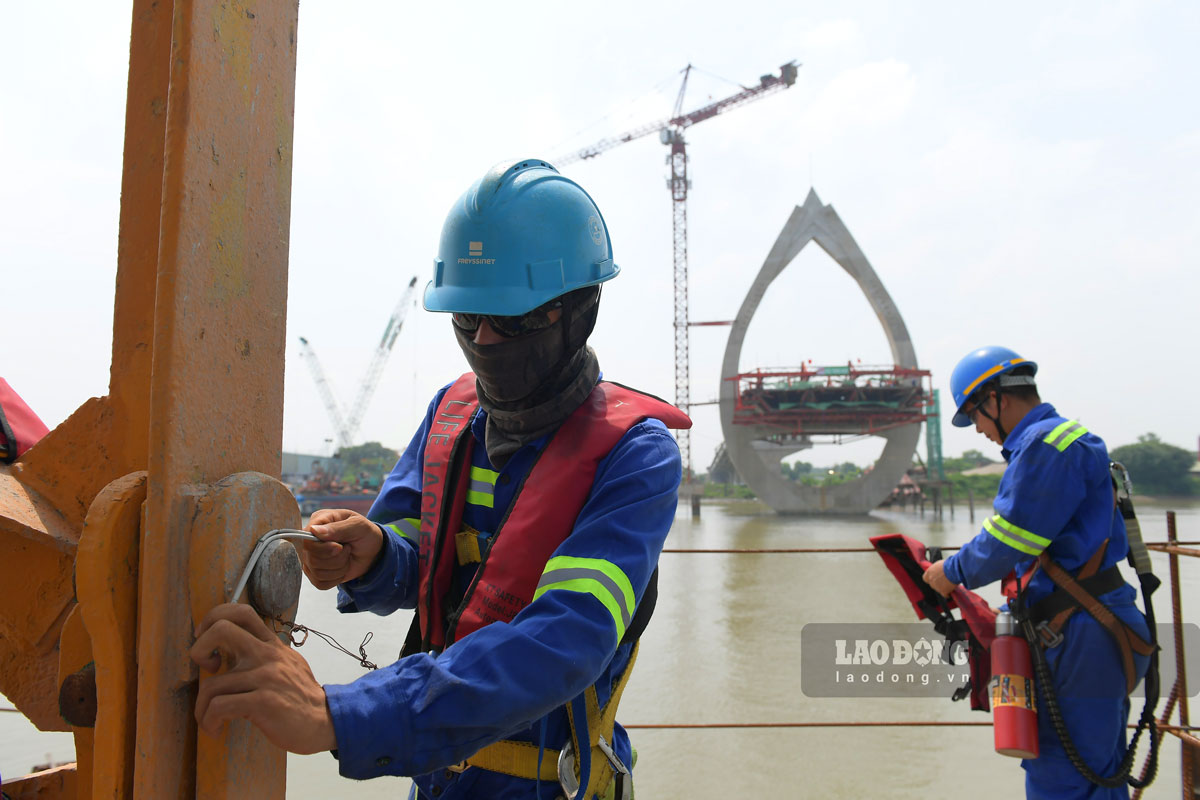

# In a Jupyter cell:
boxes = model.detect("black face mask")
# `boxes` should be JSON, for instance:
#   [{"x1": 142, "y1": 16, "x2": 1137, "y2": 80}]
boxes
[
  {"x1": 453, "y1": 320, "x2": 566, "y2": 404},
  {"x1": 451, "y1": 287, "x2": 602, "y2": 467}
]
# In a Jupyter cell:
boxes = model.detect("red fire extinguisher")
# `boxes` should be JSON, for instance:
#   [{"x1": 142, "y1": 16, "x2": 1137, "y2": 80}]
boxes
[{"x1": 991, "y1": 610, "x2": 1039, "y2": 758}]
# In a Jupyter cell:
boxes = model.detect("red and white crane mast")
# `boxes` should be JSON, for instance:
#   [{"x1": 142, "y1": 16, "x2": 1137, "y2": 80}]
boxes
[{"x1": 555, "y1": 61, "x2": 799, "y2": 480}]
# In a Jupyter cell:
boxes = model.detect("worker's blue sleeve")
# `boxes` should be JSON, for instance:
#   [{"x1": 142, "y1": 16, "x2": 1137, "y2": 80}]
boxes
[
  {"x1": 323, "y1": 421, "x2": 681, "y2": 779},
  {"x1": 335, "y1": 385, "x2": 451, "y2": 615},
  {"x1": 943, "y1": 524, "x2": 1023, "y2": 589},
  {"x1": 944, "y1": 437, "x2": 1085, "y2": 590}
]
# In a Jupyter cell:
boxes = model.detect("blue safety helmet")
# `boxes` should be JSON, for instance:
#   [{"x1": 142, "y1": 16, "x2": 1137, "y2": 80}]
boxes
[
  {"x1": 423, "y1": 159, "x2": 619, "y2": 316},
  {"x1": 949, "y1": 346, "x2": 1038, "y2": 427}
]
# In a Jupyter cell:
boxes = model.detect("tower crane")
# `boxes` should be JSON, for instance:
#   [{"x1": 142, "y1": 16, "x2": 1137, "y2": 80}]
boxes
[
  {"x1": 298, "y1": 275, "x2": 419, "y2": 451},
  {"x1": 554, "y1": 60, "x2": 799, "y2": 480}
]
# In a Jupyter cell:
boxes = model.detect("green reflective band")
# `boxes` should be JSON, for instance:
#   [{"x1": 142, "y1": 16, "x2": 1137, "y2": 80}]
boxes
[
  {"x1": 1044, "y1": 420, "x2": 1089, "y2": 452},
  {"x1": 385, "y1": 517, "x2": 420, "y2": 542},
  {"x1": 534, "y1": 556, "x2": 636, "y2": 641},
  {"x1": 983, "y1": 514, "x2": 1051, "y2": 556},
  {"x1": 466, "y1": 466, "x2": 498, "y2": 508},
  {"x1": 470, "y1": 466, "x2": 499, "y2": 484},
  {"x1": 466, "y1": 489, "x2": 494, "y2": 508}
]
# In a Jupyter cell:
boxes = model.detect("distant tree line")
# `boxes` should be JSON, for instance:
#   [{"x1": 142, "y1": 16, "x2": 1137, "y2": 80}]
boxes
[
  {"x1": 780, "y1": 460, "x2": 863, "y2": 485},
  {"x1": 701, "y1": 432, "x2": 1199, "y2": 502},
  {"x1": 935, "y1": 435, "x2": 1199, "y2": 499},
  {"x1": 335, "y1": 441, "x2": 400, "y2": 489},
  {"x1": 1111, "y1": 433, "x2": 1198, "y2": 497},
  {"x1": 942, "y1": 449, "x2": 994, "y2": 473}
]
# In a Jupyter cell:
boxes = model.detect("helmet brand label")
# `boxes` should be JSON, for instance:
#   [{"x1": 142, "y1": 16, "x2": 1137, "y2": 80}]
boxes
[
  {"x1": 459, "y1": 241, "x2": 495, "y2": 264},
  {"x1": 587, "y1": 216, "x2": 602, "y2": 245}
]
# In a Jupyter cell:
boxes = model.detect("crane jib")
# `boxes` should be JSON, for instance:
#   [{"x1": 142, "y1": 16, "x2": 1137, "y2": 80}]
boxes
[{"x1": 298, "y1": 275, "x2": 420, "y2": 449}]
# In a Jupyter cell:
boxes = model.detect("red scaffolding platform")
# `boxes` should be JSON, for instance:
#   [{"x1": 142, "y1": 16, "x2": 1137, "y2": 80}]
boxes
[{"x1": 729, "y1": 364, "x2": 933, "y2": 437}]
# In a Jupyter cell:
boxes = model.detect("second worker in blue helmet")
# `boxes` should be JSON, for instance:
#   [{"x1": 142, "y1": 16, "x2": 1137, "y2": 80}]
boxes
[
  {"x1": 189, "y1": 159, "x2": 691, "y2": 800},
  {"x1": 924, "y1": 346, "x2": 1153, "y2": 800}
]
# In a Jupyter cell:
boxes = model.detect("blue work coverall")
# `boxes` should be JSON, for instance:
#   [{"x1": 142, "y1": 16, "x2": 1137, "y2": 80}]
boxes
[
  {"x1": 943, "y1": 403, "x2": 1150, "y2": 800},
  {"x1": 322, "y1": 381, "x2": 682, "y2": 799}
]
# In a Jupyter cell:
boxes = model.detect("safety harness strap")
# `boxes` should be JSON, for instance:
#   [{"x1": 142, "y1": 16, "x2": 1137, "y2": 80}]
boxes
[
  {"x1": 1035, "y1": 549, "x2": 1155, "y2": 694},
  {"x1": 457, "y1": 643, "x2": 639, "y2": 795},
  {"x1": 1028, "y1": 539, "x2": 1110, "y2": 641},
  {"x1": 1013, "y1": 464, "x2": 1162, "y2": 790},
  {"x1": 566, "y1": 642, "x2": 639, "y2": 799},
  {"x1": 459, "y1": 740, "x2": 560, "y2": 782},
  {"x1": 1030, "y1": 565, "x2": 1125, "y2": 633},
  {"x1": 1112, "y1": 460, "x2": 1158, "y2": 584}
]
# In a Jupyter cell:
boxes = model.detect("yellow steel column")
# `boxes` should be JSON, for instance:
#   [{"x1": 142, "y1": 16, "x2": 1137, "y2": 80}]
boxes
[{"x1": 134, "y1": 1, "x2": 299, "y2": 797}]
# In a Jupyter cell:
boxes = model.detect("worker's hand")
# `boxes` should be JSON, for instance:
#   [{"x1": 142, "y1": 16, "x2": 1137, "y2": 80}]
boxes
[
  {"x1": 191, "y1": 603, "x2": 336, "y2": 754},
  {"x1": 299, "y1": 509, "x2": 384, "y2": 589},
  {"x1": 922, "y1": 559, "x2": 959, "y2": 598}
]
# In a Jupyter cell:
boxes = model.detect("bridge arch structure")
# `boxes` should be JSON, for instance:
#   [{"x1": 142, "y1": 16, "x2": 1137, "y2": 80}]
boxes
[{"x1": 718, "y1": 189, "x2": 924, "y2": 514}]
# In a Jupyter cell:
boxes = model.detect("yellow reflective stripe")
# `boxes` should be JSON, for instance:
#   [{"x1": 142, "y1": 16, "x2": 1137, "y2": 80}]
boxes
[
  {"x1": 467, "y1": 466, "x2": 498, "y2": 508},
  {"x1": 1044, "y1": 420, "x2": 1088, "y2": 452},
  {"x1": 535, "y1": 578, "x2": 628, "y2": 641},
  {"x1": 1057, "y1": 426, "x2": 1088, "y2": 450},
  {"x1": 983, "y1": 514, "x2": 1050, "y2": 556},
  {"x1": 466, "y1": 490, "x2": 494, "y2": 508},
  {"x1": 470, "y1": 466, "x2": 499, "y2": 484},
  {"x1": 1045, "y1": 420, "x2": 1074, "y2": 441},
  {"x1": 962, "y1": 358, "x2": 1030, "y2": 399},
  {"x1": 534, "y1": 556, "x2": 636, "y2": 641},
  {"x1": 992, "y1": 515, "x2": 1051, "y2": 547},
  {"x1": 385, "y1": 517, "x2": 420, "y2": 542}
]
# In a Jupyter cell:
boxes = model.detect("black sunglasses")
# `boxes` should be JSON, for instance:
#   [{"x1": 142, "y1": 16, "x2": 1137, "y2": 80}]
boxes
[
  {"x1": 964, "y1": 392, "x2": 994, "y2": 423},
  {"x1": 452, "y1": 297, "x2": 564, "y2": 339}
]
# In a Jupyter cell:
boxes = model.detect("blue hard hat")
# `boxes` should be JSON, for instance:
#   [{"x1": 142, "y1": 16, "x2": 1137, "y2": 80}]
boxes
[
  {"x1": 949, "y1": 346, "x2": 1038, "y2": 427},
  {"x1": 423, "y1": 159, "x2": 619, "y2": 316}
]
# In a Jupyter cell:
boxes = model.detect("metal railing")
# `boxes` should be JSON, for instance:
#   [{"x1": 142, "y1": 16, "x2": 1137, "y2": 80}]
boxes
[{"x1": 654, "y1": 510, "x2": 1198, "y2": 798}]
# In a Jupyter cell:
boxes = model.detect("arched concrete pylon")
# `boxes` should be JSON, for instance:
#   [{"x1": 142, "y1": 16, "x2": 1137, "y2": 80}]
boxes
[{"x1": 719, "y1": 189, "x2": 921, "y2": 514}]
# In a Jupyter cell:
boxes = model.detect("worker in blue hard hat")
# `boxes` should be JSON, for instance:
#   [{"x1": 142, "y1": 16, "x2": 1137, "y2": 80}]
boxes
[
  {"x1": 191, "y1": 159, "x2": 690, "y2": 799},
  {"x1": 923, "y1": 346, "x2": 1157, "y2": 799}
]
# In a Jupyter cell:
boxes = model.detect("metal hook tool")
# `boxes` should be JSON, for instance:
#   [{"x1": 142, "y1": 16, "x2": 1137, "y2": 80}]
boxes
[{"x1": 231, "y1": 528, "x2": 318, "y2": 610}]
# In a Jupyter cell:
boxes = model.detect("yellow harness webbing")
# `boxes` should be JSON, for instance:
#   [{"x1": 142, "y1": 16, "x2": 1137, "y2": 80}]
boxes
[
  {"x1": 460, "y1": 739, "x2": 560, "y2": 781},
  {"x1": 457, "y1": 643, "x2": 640, "y2": 795},
  {"x1": 566, "y1": 642, "x2": 638, "y2": 798}
]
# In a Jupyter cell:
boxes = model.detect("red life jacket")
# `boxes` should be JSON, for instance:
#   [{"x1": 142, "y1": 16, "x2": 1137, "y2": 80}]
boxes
[
  {"x1": 415, "y1": 374, "x2": 691, "y2": 651},
  {"x1": 1000, "y1": 568, "x2": 1035, "y2": 601},
  {"x1": 0, "y1": 378, "x2": 49, "y2": 463},
  {"x1": 871, "y1": 533, "x2": 998, "y2": 710}
]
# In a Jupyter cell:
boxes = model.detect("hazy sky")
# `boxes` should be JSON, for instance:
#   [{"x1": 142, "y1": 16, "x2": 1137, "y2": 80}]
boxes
[{"x1": 3, "y1": 1, "x2": 1197, "y2": 476}]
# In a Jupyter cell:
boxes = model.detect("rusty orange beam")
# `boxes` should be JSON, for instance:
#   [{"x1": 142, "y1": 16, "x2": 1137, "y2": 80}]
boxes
[
  {"x1": 1, "y1": 763, "x2": 79, "y2": 799},
  {"x1": 0, "y1": 0, "x2": 170, "y2": 734},
  {"x1": 0, "y1": 0, "x2": 301, "y2": 797},
  {"x1": 1166, "y1": 727, "x2": 1200, "y2": 750},
  {"x1": 77, "y1": 472, "x2": 147, "y2": 799},
  {"x1": 0, "y1": 482, "x2": 77, "y2": 731},
  {"x1": 133, "y1": 1, "x2": 299, "y2": 797},
  {"x1": 1147, "y1": 544, "x2": 1200, "y2": 558}
]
